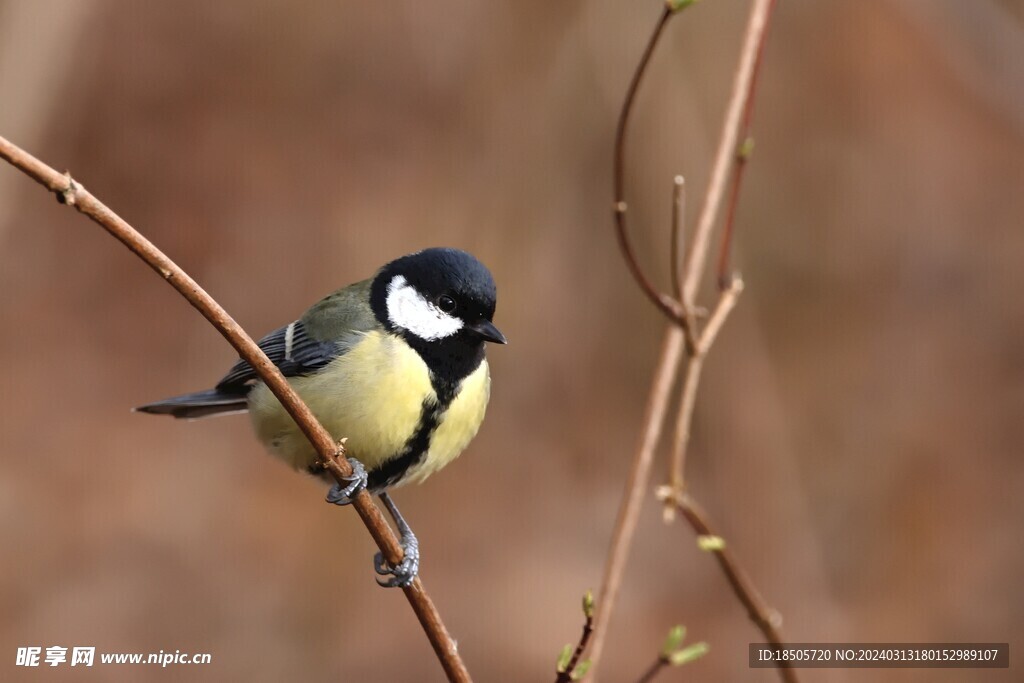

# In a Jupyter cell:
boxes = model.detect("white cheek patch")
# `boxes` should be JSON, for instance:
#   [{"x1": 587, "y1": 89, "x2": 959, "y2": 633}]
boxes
[{"x1": 386, "y1": 275, "x2": 463, "y2": 341}]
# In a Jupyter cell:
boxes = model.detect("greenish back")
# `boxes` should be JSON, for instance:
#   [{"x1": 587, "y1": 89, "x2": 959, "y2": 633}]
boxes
[{"x1": 301, "y1": 278, "x2": 381, "y2": 348}]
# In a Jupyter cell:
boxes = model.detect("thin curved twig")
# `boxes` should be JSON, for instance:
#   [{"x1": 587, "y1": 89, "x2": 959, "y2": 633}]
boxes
[
  {"x1": 612, "y1": 6, "x2": 688, "y2": 329},
  {"x1": 0, "y1": 135, "x2": 472, "y2": 683}
]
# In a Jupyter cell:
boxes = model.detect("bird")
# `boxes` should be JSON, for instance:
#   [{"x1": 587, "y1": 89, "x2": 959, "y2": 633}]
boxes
[{"x1": 136, "y1": 247, "x2": 506, "y2": 586}]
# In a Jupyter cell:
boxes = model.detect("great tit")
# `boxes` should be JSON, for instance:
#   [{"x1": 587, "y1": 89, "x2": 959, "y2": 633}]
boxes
[{"x1": 136, "y1": 247, "x2": 505, "y2": 586}]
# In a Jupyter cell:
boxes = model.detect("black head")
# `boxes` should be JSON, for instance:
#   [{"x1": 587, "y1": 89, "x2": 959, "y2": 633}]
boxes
[{"x1": 370, "y1": 248, "x2": 505, "y2": 384}]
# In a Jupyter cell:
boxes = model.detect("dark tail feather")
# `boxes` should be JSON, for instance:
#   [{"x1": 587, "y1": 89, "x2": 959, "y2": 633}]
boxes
[{"x1": 135, "y1": 388, "x2": 248, "y2": 420}]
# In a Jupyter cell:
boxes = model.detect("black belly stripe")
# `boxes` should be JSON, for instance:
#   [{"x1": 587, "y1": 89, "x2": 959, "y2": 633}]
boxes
[{"x1": 367, "y1": 376, "x2": 460, "y2": 492}]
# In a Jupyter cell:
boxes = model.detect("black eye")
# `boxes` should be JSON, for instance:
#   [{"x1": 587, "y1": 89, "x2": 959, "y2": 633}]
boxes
[{"x1": 438, "y1": 295, "x2": 457, "y2": 313}]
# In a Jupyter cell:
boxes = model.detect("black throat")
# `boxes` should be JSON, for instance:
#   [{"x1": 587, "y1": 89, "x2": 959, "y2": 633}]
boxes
[{"x1": 400, "y1": 332, "x2": 486, "y2": 402}]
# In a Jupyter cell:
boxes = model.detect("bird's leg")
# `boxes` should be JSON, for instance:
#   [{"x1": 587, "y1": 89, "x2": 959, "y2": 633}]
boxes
[
  {"x1": 373, "y1": 491, "x2": 420, "y2": 588},
  {"x1": 325, "y1": 457, "x2": 367, "y2": 506}
]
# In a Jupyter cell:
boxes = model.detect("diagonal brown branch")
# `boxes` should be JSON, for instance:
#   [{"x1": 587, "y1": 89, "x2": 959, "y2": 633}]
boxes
[
  {"x1": 0, "y1": 135, "x2": 471, "y2": 683},
  {"x1": 673, "y1": 494, "x2": 796, "y2": 683}
]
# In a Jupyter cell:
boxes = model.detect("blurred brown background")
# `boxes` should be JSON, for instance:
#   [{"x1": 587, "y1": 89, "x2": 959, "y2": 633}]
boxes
[{"x1": 1, "y1": 1, "x2": 1022, "y2": 681}]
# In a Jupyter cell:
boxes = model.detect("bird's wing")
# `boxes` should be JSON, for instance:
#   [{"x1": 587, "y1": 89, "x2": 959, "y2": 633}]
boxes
[
  {"x1": 214, "y1": 320, "x2": 342, "y2": 392},
  {"x1": 215, "y1": 278, "x2": 379, "y2": 393}
]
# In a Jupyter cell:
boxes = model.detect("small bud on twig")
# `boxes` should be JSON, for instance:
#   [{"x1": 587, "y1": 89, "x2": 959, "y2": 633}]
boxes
[
  {"x1": 571, "y1": 660, "x2": 592, "y2": 680},
  {"x1": 661, "y1": 625, "x2": 686, "y2": 657},
  {"x1": 737, "y1": 136, "x2": 755, "y2": 160},
  {"x1": 668, "y1": 642, "x2": 710, "y2": 666},
  {"x1": 582, "y1": 590, "x2": 595, "y2": 620},
  {"x1": 556, "y1": 644, "x2": 573, "y2": 673},
  {"x1": 697, "y1": 535, "x2": 726, "y2": 551}
]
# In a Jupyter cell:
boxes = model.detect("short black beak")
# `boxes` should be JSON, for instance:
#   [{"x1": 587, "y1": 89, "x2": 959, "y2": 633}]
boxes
[{"x1": 468, "y1": 319, "x2": 507, "y2": 344}]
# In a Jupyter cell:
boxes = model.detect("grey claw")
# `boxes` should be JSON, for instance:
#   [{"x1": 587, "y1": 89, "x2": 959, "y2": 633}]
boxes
[
  {"x1": 325, "y1": 458, "x2": 367, "y2": 506},
  {"x1": 374, "y1": 536, "x2": 420, "y2": 588},
  {"x1": 366, "y1": 492, "x2": 419, "y2": 587}
]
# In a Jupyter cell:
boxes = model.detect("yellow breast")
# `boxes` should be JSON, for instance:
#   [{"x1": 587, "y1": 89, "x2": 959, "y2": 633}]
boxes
[
  {"x1": 246, "y1": 330, "x2": 490, "y2": 487},
  {"x1": 402, "y1": 359, "x2": 490, "y2": 486}
]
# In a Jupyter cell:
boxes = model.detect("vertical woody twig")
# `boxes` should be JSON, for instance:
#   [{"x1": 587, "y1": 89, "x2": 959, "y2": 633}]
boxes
[{"x1": 588, "y1": 1, "x2": 791, "y2": 680}]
